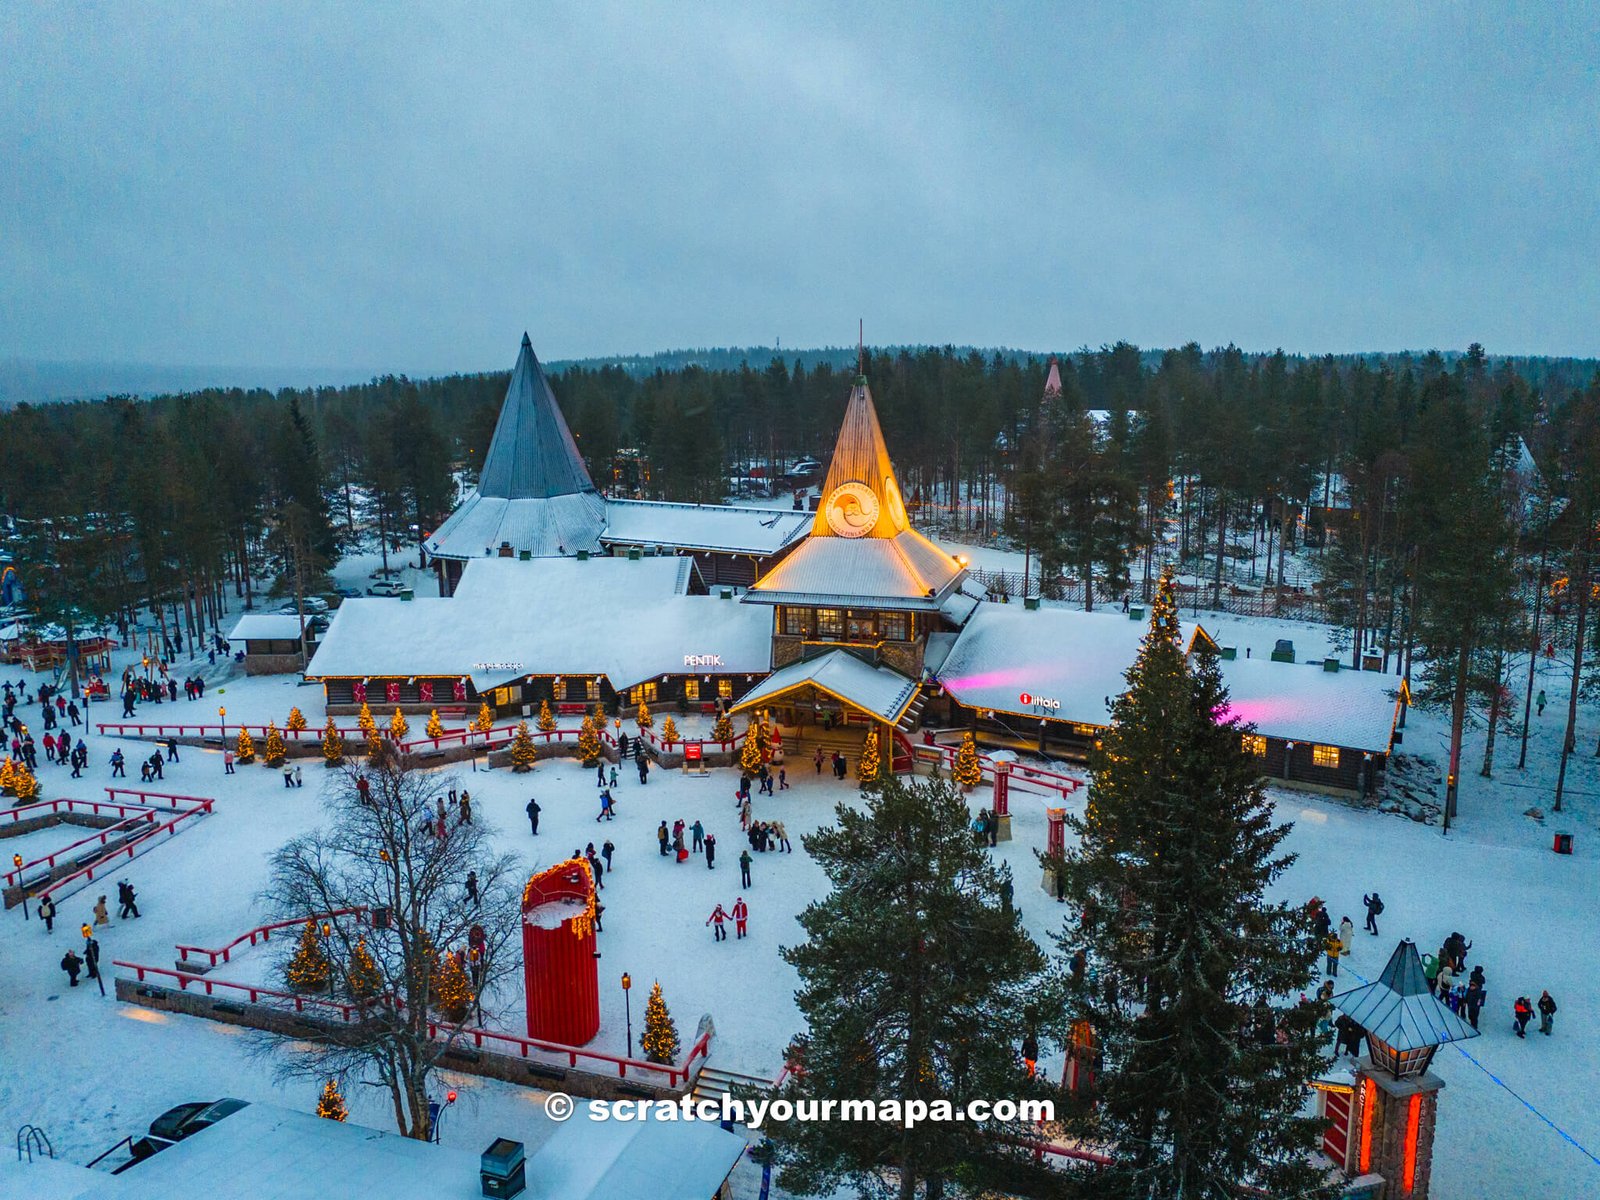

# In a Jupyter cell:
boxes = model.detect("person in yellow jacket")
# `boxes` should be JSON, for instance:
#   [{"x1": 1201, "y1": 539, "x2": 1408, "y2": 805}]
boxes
[{"x1": 1325, "y1": 933, "x2": 1343, "y2": 977}]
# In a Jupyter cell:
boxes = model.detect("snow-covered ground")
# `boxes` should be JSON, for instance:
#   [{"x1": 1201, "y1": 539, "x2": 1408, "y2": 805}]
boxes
[{"x1": 4, "y1": 613, "x2": 1599, "y2": 1199}]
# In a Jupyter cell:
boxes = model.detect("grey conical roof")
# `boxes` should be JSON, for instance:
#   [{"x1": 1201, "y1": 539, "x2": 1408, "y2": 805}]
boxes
[
  {"x1": 478, "y1": 333, "x2": 597, "y2": 499},
  {"x1": 1332, "y1": 939, "x2": 1479, "y2": 1052}
]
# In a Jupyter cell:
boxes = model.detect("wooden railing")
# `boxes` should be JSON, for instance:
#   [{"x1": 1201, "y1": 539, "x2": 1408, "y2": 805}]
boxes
[
  {"x1": 95, "y1": 721, "x2": 356, "y2": 740},
  {"x1": 34, "y1": 792, "x2": 214, "y2": 905},
  {"x1": 1, "y1": 796, "x2": 163, "y2": 826},
  {"x1": 175, "y1": 908, "x2": 371, "y2": 968},
  {"x1": 912, "y1": 744, "x2": 1084, "y2": 798},
  {"x1": 3, "y1": 813, "x2": 156, "y2": 886}
]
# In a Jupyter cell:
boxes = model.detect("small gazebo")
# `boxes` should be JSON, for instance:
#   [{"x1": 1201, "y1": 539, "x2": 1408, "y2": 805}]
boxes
[{"x1": 1333, "y1": 938, "x2": 1479, "y2": 1078}]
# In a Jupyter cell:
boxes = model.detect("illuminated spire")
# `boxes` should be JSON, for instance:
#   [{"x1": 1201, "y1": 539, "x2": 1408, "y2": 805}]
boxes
[{"x1": 812, "y1": 377, "x2": 911, "y2": 540}]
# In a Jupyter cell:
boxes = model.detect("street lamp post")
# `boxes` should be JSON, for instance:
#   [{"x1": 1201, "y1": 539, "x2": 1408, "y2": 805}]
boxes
[{"x1": 621, "y1": 972, "x2": 634, "y2": 1058}]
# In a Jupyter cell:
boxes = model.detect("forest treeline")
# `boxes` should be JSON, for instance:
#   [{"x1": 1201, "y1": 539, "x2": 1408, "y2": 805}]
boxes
[{"x1": 1, "y1": 340, "x2": 1597, "y2": 810}]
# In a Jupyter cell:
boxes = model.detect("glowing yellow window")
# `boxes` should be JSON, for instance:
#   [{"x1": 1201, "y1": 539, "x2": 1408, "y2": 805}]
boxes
[
  {"x1": 718, "y1": 678, "x2": 733, "y2": 699},
  {"x1": 585, "y1": 678, "x2": 601, "y2": 701},
  {"x1": 1312, "y1": 744, "x2": 1339, "y2": 768},
  {"x1": 684, "y1": 678, "x2": 700, "y2": 702},
  {"x1": 1242, "y1": 734, "x2": 1267, "y2": 757}
]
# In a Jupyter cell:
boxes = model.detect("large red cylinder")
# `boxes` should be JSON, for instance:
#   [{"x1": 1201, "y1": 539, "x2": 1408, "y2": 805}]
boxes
[{"x1": 521, "y1": 859, "x2": 600, "y2": 1045}]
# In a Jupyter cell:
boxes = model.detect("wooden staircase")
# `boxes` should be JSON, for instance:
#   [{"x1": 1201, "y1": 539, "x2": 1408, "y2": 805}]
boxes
[{"x1": 690, "y1": 1063, "x2": 778, "y2": 1108}]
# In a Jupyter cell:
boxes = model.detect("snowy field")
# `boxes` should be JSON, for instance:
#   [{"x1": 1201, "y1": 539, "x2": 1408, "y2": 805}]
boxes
[{"x1": 3, "y1": 615, "x2": 1599, "y2": 1199}]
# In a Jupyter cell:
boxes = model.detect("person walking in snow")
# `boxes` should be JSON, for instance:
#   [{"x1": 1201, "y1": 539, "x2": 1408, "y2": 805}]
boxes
[
  {"x1": 84, "y1": 935, "x2": 101, "y2": 981},
  {"x1": 38, "y1": 894, "x2": 56, "y2": 933},
  {"x1": 118, "y1": 880, "x2": 140, "y2": 919},
  {"x1": 704, "y1": 833, "x2": 716, "y2": 870},
  {"x1": 465, "y1": 870, "x2": 479, "y2": 907},
  {"x1": 1422, "y1": 951, "x2": 1441, "y2": 995},
  {"x1": 596, "y1": 760, "x2": 607, "y2": 787},
  {"x1": 1362, "y1": 892, "x2": 1383, "y2": 935},
  {"x1": 778, "y1": 766, "x2": 788, "y2": 791},
  {"x1": 93, "y1": 895, "x2": 110, "y2": 926},
  {"x1": 813, "y1": 747, "x2": 824, "y2": 774},
  {"x1": 706, "y1": 903, "x2": 729, "y2": 941},
  {"x1": 294, "y1": 765, "x2": 303, "y2": 789},
  {"x1": 1536, "y1": 689, "x2": 1546, "y2": 716},
  {"x1": 596, "y1": 789, "x2": 615, "y2": 821},
  {"x1": 601, "y1": 840, "x2": 614, "y2": 872},
  {"x1": 526, "y1": 797, "x2": 541, "y2": 835},
  {"x1": 1464, "y1": 973, "x2": 1486, "y2": 1031},
  {"x1": 1338, "y1": 916, "x2": 1354, "y2": 955},
  {"x1": 739, "y1": 849, "x2": 752, "y2": 888},
  {"x1": 774, "y1": 820, "x2": 791, "y2": 853},
  {"x1": 61, "y1": 948, "x2": 83, "y2": 987},
  {"x1": 672, "y1": 820, "x2": 685, "y2": 859},
  {"x1": 165, "y1": 736, "x2": 179, "y2": 762},
  {"x1": 1537, "y1": 990, "x2": 1558, "y2": 1036},
  {"x1": 657, "y1": 821, "x2": 670, "y2": 857},
  {"x1": 1513, "y1": 996, "x2": 1534, "y2": 1038},
  {"x1": 110, "y1": 749, "x2": 125, "y2": 778},
  {"x1": 224, "y1": 748, "x2": 235, "y2": 775},
  {"x1": 282, "y1": 762, "x2": 295, "y2": 788},
  {"x1": 608, "y1": 764, "x2": 619, "y2": 789},
  {"x1": 1309, "y1": 899, "x2": 1331, "y2": 940},
  {"x1": 636, "y1": 754, "x2": 649, "y2": 786},
  {"x1": 739, "y1": 798, "x2": 752, "y2": 831},
  {"x1": 691, "y1": 820, "x2": 704, "y2": 852},
  {"x1": 732, "y1": 896, "x2": 748, "y2": 939},
  {"x1": 1324, "y1": 932, "x2": 1342, "y2": 977}
]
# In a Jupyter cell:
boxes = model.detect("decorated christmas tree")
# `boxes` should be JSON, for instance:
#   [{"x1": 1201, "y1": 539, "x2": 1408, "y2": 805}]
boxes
[
  {"x1": 660, "y1": 715, "x2": 679, "y2": 746},
  {"x1": 10, "y1": 761, "x2": 39, "y2": 801},
  {"x1": 857, "y1": 727, "x2": 881, "y2": 787},
  {"x1": 286, "y1": 920, "x2": 331, "y2": 991},
  {"x1": 432, "y1": 951, "x2": 475, "y2": 1023},
  {"x1": 316, "y1": 1079, "x2": 347, "y2": 1121},
  {"x1": 739, "y1": 716, "x2": 765, "y2": 773},
  {"x1": 0, "y1": 756, "x2": 16, "y2": 795},
  {"x1": 952, "y1": 732, "x2": 982, "y2": 788},
  {"x1": 426, "y1": 709, "x2": 444, "y2": 738},
  {"x1": 475, "y1": 701, "x2": 494, "y2": 733},
  {"x1": 357, "y1": 701, "x2": 376, "y2": 740},
  {"x1": 592, "y1": 701, "x2": 607, "y2": 727},
  {"x1": 236, "y1": 726, "x2": 256, "y2": 764},
  {"x1": 642, "y1": 980, "x2": 680, "y2": 1064},
  {"x1": 755, "y1": 710, "x2": 773, "y2": 758},
  {"x1": 347, "y1": 936, "x2": 383, "y2": 999},
  {"x1": 389, "y1": 707, "x2": 409, "y2": 740},
  {"x1": 286, "y1": 706, "x2": 308, "y2": 733},
  {"x1": 537, "y1": 698, "x2": 556, "y2": 733},
  {"x1": 636, "y1": 700, "x2": 653, "y2": 729},
  {"x1": 577, "y1": 716, "x2": 602, "y2": 768},
  {"x1": 264, "y1": 722, "x2": 287, "y2": 767},
  {"x1": 510, "y1": 721, "x2": 538, "y2": 772},
  {"x1": 711, "y1": 711, "x2": 734, "y2": 742},
  {"x1": 366, "y1": 731, "x2": 385, "y2": 762}
]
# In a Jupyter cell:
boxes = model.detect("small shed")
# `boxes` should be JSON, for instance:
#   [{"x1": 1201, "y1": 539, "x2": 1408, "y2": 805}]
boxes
[{"x1": 228, "y1": 614, "x2": 308, "y2": 675}]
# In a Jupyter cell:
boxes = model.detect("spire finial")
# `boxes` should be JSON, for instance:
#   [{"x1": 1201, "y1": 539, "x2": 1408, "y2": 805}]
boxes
[{"x1": 857, "y1": 318, "x2": 864, "y2": 382}]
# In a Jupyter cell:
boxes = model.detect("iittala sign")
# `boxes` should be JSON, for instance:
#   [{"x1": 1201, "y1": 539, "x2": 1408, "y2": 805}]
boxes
[
  {"x1": 1019, "y1": 692, "x2": 1061, "y2": 711},
  {"x1": 683, "y1": 654, "x2": 724, "y2": 669}
]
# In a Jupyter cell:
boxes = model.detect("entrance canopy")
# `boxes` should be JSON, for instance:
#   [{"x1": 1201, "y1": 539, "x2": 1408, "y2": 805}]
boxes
[{"x1": 732, "y1": 649, "x2": 919, "y2": 725}]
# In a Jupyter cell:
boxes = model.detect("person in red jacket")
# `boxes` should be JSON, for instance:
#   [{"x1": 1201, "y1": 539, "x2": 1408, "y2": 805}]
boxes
[
  {"x1": 1513, "y1": 996, "x2": 1534, "y2": 1038},
  {"x1": 706, "y1": 904, "x2": 729, "y2": 942},
  {"x1": 732, "y1": 897, "x2": 749, "y2": 940}
]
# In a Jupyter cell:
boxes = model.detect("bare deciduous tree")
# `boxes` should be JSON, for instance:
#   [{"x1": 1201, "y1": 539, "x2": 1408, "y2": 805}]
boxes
[{"x1": 258, "y1": 750, "x2": 523, "y2": 1140}]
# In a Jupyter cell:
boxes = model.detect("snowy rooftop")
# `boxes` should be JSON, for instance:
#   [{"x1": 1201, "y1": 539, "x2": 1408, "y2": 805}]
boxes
[
  {"x1": 48, "y1": 1102, "x2": 745, "y2": 1200},
  {"x1": 428, "y1": 490, "x2": 608, "y2": 560},
  {"x1": 732, "y1": 648, "x2": 920, "y2": 724},
  {"x1": 602, "y1": 499, "x2": 810, "y2": 556},
  {"x1": 746, "y1": 531, "x2": 967, "y2": 611},
  {"x1": 939, "y1": 603, "x2": 1401, "y2": 749},
  {"x1": 306, "y1": 556, "x2": 772, "y2": 690},
  {"x1": 227, "y1": 614, "x2": 305, "y2": 642},
  {"x1": 1216, "y1": 656, "x2": 1402, "y2": 752}
]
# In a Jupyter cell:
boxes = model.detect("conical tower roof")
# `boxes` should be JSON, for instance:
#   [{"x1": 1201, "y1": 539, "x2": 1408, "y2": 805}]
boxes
[
  {"x1": 1043, "y1": 357, "x2": 1063, "y2": 399},
  {"x1": 1332, "y1": 939, "x2": 1479, "y2": 1053},
  {"x1": 427, "y1": 335, "x2": 606, "y2": 561},
  {"x1": 810, "y1": 377, "x2": 910, "y2": 540},
  {"x1": 478, "y1": 333, "x2": 597, "y2": 499},
  {"x1": 748, "y1": 375, "x2": 965, "y2": 610}
]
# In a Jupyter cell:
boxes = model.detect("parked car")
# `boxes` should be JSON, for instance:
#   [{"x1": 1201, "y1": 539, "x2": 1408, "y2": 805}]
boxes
[
  {"x1": 332, "y1": 587, "x2": 363, "y2": 599},
  {"x1": 366, "y1": 579, "x2": 407, "y2": 597},
  {"x1": 118, "y1": 1098, "x2": 249, "y2": 1171},
  {"x1": 274, "y1": 596, "x2": 329, "y2": 616}
]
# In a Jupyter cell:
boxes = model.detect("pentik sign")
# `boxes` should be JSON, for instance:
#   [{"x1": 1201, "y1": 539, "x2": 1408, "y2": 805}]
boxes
[{"x1": 683, "y1": 654, "x2": 724, "y2": 669}]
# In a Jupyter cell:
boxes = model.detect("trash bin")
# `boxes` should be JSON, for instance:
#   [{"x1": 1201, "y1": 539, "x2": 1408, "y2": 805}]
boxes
[
  {"x1": 1553, "y1": 832, "x2": 1574, "y2": 855},
  {"x1": 480, "y1": 1138, "x2": 525, "y2": 1198}
]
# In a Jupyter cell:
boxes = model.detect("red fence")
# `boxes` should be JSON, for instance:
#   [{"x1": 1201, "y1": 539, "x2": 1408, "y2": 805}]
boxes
[
  {"x1": 94, "y1": 721, "x2": 358, "y2": 741},
  {"x1": 34, "y1": 792, "x2": 214, "y2": 906},
  {"x1": 114, "y1": 960, "x2": 715, "y2": 1090},
  {"x1": 175, "y1": 908, "x2": 371, "y2": 969},
  {"x1": 912, "y1": 744, "x2": 1083, "y2": 798},
  {"x1": 2, "y1": 797, "x2": 162, "y2": 827},
  {"x1": 3, "y1": 813, "x2": 157, "y2": 887}
]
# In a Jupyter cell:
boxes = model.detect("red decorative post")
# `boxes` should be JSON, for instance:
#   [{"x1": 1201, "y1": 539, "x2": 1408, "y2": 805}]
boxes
[
  {"x1": 521, "y1": 859, "x2": 600, "y2": 1045},
  {"x1": 1046, "y1": 807, "x2": 1066, "y2": 856},
  {"x1": 992, "y1": 761, "x2": 1010, "y2": 816}
]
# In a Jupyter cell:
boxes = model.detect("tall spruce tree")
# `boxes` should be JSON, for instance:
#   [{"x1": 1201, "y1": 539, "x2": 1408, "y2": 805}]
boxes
[
  {"x1": 765, "y1": 774, "x2": 1049, "y2": 1200},
  {"x1": 1054, "y1": 570, "x2": 1332, "y2": 1199}
]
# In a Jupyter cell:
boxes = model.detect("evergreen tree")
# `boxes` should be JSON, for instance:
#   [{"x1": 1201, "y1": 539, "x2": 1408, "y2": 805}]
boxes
[
  {"x1": 426, "y1": 710, "x2": 444, "y2": 739},
  {"x1": 577, "y1": 717, "x2": 602, "y2": 767},
  {"x1": 264, "y1": 722, "x2": 287, "y2": 767},
  {"x1": 348, "y1": 936, "x2": 383, "y2": 999},
  {"x1": 739, "y1": 716, "x2": 765, "y2": 773},
  {"x1": 642, "y1": 980, "x2": 681, "y2": 1064},
  {"x1": 389, "y1": 708, "x2": 409, "y2": 740},
  {"x1": 475, "y1": 701, "x2": 494, "y2": 733},
  {"x1": 286, "y1": 706, "x2": 308, "y2": 733},
  {"x1": 766, "y1": 774, "x2": 1046, "y2": 1199},
  {"x1": 358, "y1": 702, "x2": 377, "y2": 740},
  {"x1": 952, "y1": 732, "x2": 982, "y2": 788},
  {"x1": 287, "y1": 920, "x2": 331, "y2": 991},
  {"x1": 322, "y1": 718, "x2": 344, "y2": 766},
  {"x1": 636, "y1": 699, "x2": 653, "y2": 728},
  {"x1": 856, "y1": 727, "x2": 881, "y2": 787},
  {"x1": 431, "y1": 951, "x2": 475, "y2": 1023},
  {"x1": 1053, "y1": 571, "x2": 1331, "y2": 1199},
  {"x1": 711, "y1": 712, "x2": 734, "y2": 742},
  {"x1": 660, "y1": 715, "x2": 679, "y2": 746},
  {"x1": 510, "y1": 721, "x2": 537, "y2": 772},
  {"x1": 536, "y1": 698, "x2": 556, "y2": 733},
  {"x1": 236, "y1": 727, "x2": 256, "y2": 763},
  {"x1": 317, "y1": 1079, "x2": 348, "y2": 1121}
]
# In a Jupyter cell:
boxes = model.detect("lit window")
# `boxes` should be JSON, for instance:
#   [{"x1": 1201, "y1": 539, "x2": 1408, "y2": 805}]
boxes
[
  {"x1": 585, "y1": 679, "x2": 602, "y2": 701},
  {"x1": 493, "y1": 687, "x2": 511, "y2": 706},
  {"x1": 880, "y1": 613, "x2": 909, "y2": 641},
  {"x1": 847, "y1": 614, "x2": 876, "y2": 640},
  {"x1": 1242, "y1": 734, "x2": 1267, "y2": 757},
  {"x1": 783, "y1": 608, "x2": 808, "y2": 636},
  {"x1": 816, "y1": 608, "x2": 844, "y2": 638},
  {"x1": 718, "y1": 678, "x2": 733, "y2": 699},
  {"x1": 684, "y1": 678, "x2": 700, "y2": 702},
  {"x1": 1312, "y1": 744, "x2": 1339, "y2": 768},
  {"x1": 642, "y1": 682, "x2": 658, "y2": 703}
]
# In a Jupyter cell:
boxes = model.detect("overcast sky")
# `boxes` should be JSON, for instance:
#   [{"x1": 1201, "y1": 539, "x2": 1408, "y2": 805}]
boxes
[{"x1": 3, "y1": 2, "x2": 1597, "y2": 374}]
